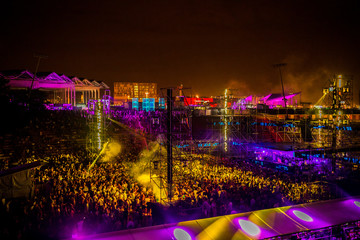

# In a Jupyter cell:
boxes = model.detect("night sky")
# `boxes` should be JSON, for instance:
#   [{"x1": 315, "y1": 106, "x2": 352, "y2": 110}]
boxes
[{"x1": 1, "y1": 0, "x2": 359, "y2": 104}]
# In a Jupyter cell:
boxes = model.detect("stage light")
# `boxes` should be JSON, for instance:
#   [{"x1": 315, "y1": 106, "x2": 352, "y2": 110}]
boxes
[
  {"x1": 173, "y1": 228, "x2": 192, "y2": 240},
  {"x1": 238, "y1": 219, "x2": 261, "y2": 237},
  {"x1": 354, "y1": 201, "x2": 360, "y2": 207},
  {"x1": 293, "y1": 210, "x2": 313, "y2": 222}
]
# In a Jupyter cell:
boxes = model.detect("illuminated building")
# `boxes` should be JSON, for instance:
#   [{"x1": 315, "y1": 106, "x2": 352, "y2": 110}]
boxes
[
  {"x1": 322, "y1": 74, "x2": 353, "y2": 109},
  {"x1": 183, "y1": 97, "x2": 214, "y2": 107},
  {"x1": 70, "y1": 76, "x2": 110, "y2": 105},
  {"x1": 113, "y1": 82, "x2": 157, "y2": 106},
  {"x1": 0, "y1": 70, "x2": 109, "y2": 107}
]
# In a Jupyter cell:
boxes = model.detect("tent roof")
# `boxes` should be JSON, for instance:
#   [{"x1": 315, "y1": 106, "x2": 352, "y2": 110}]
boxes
[
  {"x1": 0, "y1": 70, "x2": 34, "y2": 80},
  {"x1": 0, "y1": 161, "x2": 43, "y2": 177},
  {"x1": 91, "y1": 80, "x2": 101, "y2": 87},
  {"x1": 71, "y1": 76, "x2": 85, "y2": 85},
  {"x1": 69, "y1": 197, "x2": 360, "y2": 240},
  {"x1": 262, "y1": 92, "x2": 301, "y2": 102},
  {"x1": 60, "y1": 74, "x2": 74, "y2": 83},
  {"x1": 99, "y1": 81, "x2": 110, "y2": 89},
  {"x1": 81, "y1": 78, "x2": 94, "y2": 86},
  {"x1": 2, "y1": 70, "x2": 110, "y2": 88},
  {"x1": 36, "y1": 72, "x2": 65, "y2": 82}
]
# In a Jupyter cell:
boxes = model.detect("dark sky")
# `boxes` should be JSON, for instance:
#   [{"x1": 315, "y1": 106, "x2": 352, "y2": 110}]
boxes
[{"x1": 1, "y1": 0, "x2": 359, "y2": 103}]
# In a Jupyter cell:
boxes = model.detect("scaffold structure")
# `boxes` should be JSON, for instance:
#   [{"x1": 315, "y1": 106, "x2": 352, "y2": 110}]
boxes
[
  {"x1": 149, "y1": 88, "x2": 205, "y2": 204},
  {"x1": 86, "y1": 98, "x2": 110, "y2": 153}
]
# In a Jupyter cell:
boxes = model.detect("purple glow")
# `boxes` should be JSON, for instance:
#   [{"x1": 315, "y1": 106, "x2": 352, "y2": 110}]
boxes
[
  {"x1": 262, "y1": 94, "x2": 272, "y2": 102},
  {"x1": 238, "y1": 219, "x2": 261, "y2": 237},
  {"x1": 244, "y1": 95, "x2": 252, "y2": 102},
  {"x1": 173, "y1": 228, "x2": 192, "y2": 240},
  {"x1": 354, "y1": 201, "x2": 360, "y2": 207},
  {"x1": 261, "y1": 92, "x2": 300, "y2": 107},
  {"x1": 293, "y1": 210, "x2": 313, "y2": 222}
]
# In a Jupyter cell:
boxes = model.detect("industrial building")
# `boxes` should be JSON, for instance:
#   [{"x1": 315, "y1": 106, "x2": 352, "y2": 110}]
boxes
[{"x1": 113, "y1": 82, "x2": 157, "y2": 106}]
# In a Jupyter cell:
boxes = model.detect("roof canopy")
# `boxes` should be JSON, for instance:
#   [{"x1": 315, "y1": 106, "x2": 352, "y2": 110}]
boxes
[
  {"x1": 70, "y1": 197, "x2": 360, "y2": 240},
  {"x1": 1, "y1": 70, "x2": 110, "y2": 90},
  {"x1": 262, "y1": 92, "x2": 301, "y2": 104}
]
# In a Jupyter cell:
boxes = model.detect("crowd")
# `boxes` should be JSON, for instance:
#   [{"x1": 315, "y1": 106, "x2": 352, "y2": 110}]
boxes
[
  {"x1": 0, "y1": 109, "x2": 339, "y2": 239},
  {"x1": 0, "y1": 110, "x2": 87, "y2": 171},
  {"x1": 167, "y1": 156, "x2": 333, "y2": 219}
]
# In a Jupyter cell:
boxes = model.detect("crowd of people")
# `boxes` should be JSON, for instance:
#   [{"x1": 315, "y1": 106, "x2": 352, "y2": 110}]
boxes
[
  {"x1": 169, "y1": 157, "x2": 332, "y2": 216},
  {"x1": 0, "y1": 109, "x2": 340, "y2": 239},
  {"x1": 0, "y1": 110, "x2": 87, "y2": 171}
]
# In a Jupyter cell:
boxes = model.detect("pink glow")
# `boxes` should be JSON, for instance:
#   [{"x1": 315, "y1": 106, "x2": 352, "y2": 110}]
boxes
[{"x1": 244, "y1": 95, "x2": 252, "y2": 102}]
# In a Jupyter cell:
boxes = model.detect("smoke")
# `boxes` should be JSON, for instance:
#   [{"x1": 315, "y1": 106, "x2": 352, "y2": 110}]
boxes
[
  {"x1": 225, "y1": 79, "x2": 251, "y2": 96},
  {"x1": 279, "y1": 54, "x2": 332, "y2": 104},
  {"x1": 129, "y1": 139, "x2": 168, "y2": 203},
  {"x1": 284, "y1": 69, "x2": 330, "y2": 104},
  {"x1": 220, "y1": 55, "x2": 337, "y2": 104},
  {"x1": 100, "y1": 141, "x2": 122, "y2": 162}
]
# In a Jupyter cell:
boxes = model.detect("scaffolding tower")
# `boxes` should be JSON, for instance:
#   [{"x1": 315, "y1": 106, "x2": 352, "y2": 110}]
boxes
[
  {"x1": 86, "y1": 98, "x2": 110, "y2": 153},
  {"x1": 149, "y1": 88, "x2": 205, "y2": 204}
]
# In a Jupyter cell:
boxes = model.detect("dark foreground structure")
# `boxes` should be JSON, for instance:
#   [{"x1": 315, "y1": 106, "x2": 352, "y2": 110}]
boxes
[{"x1": 68, "y1": 197, "x2": 360, "y2": 240}]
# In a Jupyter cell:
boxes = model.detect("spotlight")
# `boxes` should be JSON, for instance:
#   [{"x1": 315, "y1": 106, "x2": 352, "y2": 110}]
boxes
[
  {"x1": 354, "y1": 201, "x2": 360, "y2": 207},
  {"x1": 238, "y1": 219, "x2": 261, "y2": 237},
  {"x1": 173, "y1": 228, "x2": 192, "y2": 240},
  {"x1": 293, "y1": 210, "x2": 313, "y2": 222}
]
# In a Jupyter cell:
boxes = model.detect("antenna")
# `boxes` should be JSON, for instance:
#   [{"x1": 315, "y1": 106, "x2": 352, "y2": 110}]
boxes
[
  {"x1": 273, "y1": 63, "x2": 287, "y2": 118},
  {"x1": 29, "y1": 54, "x2": 48, "y2": 103}
]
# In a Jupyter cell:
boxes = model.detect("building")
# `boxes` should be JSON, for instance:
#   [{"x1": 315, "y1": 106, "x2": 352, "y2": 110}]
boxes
[
  {"x1": 0, "y1": 70, "x2": 110, "y2": 107},
  {"x1": 113, "y1": 82, "x2": 157, "y2": 106}
]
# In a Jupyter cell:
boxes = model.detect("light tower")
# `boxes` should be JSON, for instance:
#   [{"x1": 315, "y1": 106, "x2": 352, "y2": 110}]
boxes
[
  {"x1": 223, "y1": 88, "x2": 229, "y2": 152},
  {"x1": 87, "y1": 98, "x2": 110, "y2": 153}
]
